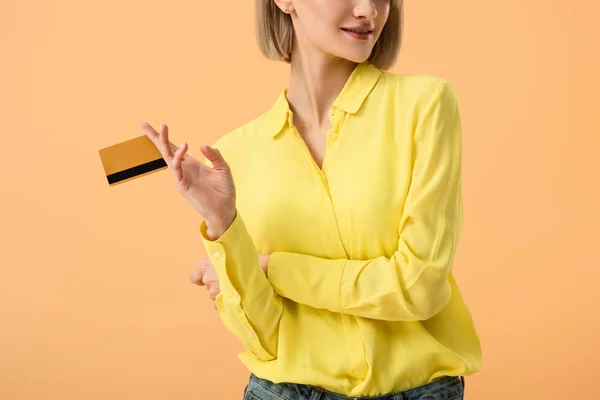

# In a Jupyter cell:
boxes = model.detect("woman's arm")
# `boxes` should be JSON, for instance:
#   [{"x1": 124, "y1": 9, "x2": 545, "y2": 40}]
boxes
[
  {"x1": 201, "y1": 148, "x2": 283, "y2": 361},
  {"x1": 267, "y1": 81, "x2": 463, "y2": 322}
]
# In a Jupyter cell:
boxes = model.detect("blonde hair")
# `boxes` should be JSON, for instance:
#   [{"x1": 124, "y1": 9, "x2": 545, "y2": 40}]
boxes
[{"x1": 255, "y1": 0, "x2": 403, "y2": 70}]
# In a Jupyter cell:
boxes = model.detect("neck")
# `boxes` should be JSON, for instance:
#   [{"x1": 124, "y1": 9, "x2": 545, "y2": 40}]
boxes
[{"x1": 285, "y1": 40, "x2": 357, "y2": 130}]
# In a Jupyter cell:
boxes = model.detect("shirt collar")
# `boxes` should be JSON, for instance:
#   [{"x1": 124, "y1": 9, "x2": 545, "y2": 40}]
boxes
[
  {"x1": 266, "y1": 61, "x2": 382, "y2": 138},
  {"x1": 265, "y1": 89, "x2": 291, "y2": 139}
]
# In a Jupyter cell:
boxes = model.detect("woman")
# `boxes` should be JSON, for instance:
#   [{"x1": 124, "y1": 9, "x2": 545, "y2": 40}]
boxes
[{"x1": 140, "y1": 0, "x2": 482, "y2": 399}]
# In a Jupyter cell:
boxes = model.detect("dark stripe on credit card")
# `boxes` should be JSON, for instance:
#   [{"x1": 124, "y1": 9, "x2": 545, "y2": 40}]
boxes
[{"x1": 106, "y1": 158, "x2": 167, "y2": 185}]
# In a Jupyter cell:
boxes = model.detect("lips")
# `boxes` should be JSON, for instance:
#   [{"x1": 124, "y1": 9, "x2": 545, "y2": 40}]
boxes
[
  {"x1": 341, "y1": 27, "x2": 374, "y2": 40},
  {"x1": 341, "y1": 27, "x2": 374, "y2": 34}
]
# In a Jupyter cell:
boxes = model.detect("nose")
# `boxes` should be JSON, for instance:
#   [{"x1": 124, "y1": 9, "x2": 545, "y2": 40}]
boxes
[{"x1": 354, "y1": 0, "x2": 378, "y2": 20}]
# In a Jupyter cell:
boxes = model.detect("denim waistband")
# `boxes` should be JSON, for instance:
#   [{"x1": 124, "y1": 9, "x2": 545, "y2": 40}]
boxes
[{"x1": 245, "y1": 374, "x2": 465, "y2": 400}]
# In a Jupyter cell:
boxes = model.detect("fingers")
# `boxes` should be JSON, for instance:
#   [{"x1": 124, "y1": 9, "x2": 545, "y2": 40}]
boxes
[
  {"x1": 139, "y1": 122, "x2": 179, "y2": 164},
  {"x1": 172, "y1": 142, "x2": 187, "y2": 182},
  {"x1": 158, "y1": 124, "x2": 175, "y2": 164},
  {"x1": 140, "y1": 122, "x2": 158, "y2": 141},
  {"x1": 197, "y1": 257, "x2": 211, "y2": 268},
  {"x1": 208, "y1": 286, "x2": 220, "y2": 301},
  {"x1": 190, "y1": 257, "x2": 212, "y2": 286},
  {"x1": 189, "y1": 267, "x2": 205, "y2": 286},
  {"x1": 200, "y1": 144, "x2": 229, "y2": 171},
  {"x1": 190, "y1": 256, "x2": 221, "y2": 308}
]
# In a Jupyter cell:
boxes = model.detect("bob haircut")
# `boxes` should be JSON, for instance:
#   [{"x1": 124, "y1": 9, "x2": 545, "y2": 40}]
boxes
[{"x1": 255, "y1": 0, "x2": 403, "y2": 70}]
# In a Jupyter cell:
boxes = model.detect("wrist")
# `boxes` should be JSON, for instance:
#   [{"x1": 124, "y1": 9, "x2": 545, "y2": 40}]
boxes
[{"x1": 205, "y1": 209, "x2": 237, "y2": 240}]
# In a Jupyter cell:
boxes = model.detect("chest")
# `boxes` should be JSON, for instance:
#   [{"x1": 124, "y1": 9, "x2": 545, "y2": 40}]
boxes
[{"x1": 231, "y1": 110, "x2": 415, "y2": 260}]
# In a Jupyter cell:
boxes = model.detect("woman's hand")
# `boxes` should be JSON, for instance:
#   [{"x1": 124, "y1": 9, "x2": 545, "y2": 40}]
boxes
[
  {"x1": 190, "y1": 257, "x2": 221, "y2": 310},
  {"x1": 258, "y1": 254, "x2": 270, "y2": 277},
  {"x1": 190, "y1": 253, "x2": 271, "y2": 309},
  {"x1": 139, "y1": 122, "x2": 237, "y2": 234}
]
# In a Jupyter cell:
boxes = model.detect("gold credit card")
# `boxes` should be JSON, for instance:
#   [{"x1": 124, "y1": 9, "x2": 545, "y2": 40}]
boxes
[{"x1": 99, "y1": 135, "x2": 168, "y2": 186}]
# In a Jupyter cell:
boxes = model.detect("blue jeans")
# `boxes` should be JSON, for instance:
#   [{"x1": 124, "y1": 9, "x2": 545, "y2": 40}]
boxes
[{"x1": 243, "y1": 374, "x2": 465, "y2": 400}]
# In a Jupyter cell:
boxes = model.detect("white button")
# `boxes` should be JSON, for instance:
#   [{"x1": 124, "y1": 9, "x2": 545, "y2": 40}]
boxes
[
  {"x1": 249, "y1": 331, "x2": 255, "y2": 337},
  {"x1": 329, "y1": 108, "x2": 335, "y2": 116},
  {"x1": 213, "y1": 251, "x2": 221, "y2": 259},
  {"x1": 232, "y1": 293, "x2": 240, "y2": 301},
  {"x1": 331, "y1": 132, "x2": 338, "y2": 140}
]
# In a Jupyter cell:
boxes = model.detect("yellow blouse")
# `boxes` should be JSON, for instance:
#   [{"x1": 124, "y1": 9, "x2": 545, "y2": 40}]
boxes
[{"x1": 199, "y1": 62, "x2": 482, "y2": 397}]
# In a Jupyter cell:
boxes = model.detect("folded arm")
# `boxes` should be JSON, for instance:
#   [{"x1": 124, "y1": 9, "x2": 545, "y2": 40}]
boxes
[{"x1": 267, "y1": 81, "x2": 464, "y2": 322}]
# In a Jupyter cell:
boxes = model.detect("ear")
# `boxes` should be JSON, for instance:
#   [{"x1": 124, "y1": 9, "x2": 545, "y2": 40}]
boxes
[{"x1": 273, "y1": 0, "x2": 294, "y2": 14}]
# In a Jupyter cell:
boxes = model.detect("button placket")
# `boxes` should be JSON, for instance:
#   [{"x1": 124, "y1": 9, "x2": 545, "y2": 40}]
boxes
[{"x1": 327, "y1": 107, "x2": 341, "y2": 142}]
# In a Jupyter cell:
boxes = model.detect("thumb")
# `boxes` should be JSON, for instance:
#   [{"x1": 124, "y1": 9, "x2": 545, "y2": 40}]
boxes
[{"x1": 201, "y1": 144, "x2": 228, "y2": 170}]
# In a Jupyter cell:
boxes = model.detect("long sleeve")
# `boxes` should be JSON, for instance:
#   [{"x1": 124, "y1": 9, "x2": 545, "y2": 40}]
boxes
[
  {"x1": 267, "y1": 81, "x2": 463, "y2": 322},
  {"x1": 200, "y1": 147, "x2": 283, "y2": 360}
]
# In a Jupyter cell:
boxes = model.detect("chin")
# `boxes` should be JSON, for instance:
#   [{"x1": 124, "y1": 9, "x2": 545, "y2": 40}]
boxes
[
  {"x1": 339, "y1": 51, "x2": 372, "y2": 64},
  {"x1": 335, "y1": 43, "x2": 375, "y2": 64}
]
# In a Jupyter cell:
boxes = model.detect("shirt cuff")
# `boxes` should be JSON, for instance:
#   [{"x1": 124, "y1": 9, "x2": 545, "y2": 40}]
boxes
[{"x1": 199, "y1": 211, "x2": 269, "y2": 305}]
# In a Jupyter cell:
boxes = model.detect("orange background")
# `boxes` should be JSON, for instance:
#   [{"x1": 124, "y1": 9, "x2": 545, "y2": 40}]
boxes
[{"x1": 1, "y1": 1, "x2": 598, "y2": 399}]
